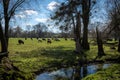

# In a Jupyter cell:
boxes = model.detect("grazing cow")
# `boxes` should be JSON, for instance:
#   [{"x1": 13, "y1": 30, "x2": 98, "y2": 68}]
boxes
[
  {"x1": 47, "y1": 39, "x2": 52, "y2": 44},
  {"x1": 18, "y1": 40, "x2": 24, "y2": 44},
  {"x1": 38, "y1": 39, "x2": 42, "y2": 43},
  {"x1": 25, "y1": 37, "x2": 27, "y2": 40},
  {"x1": 36, "y1": 37, "x2": 39, "y2": 40},
  {"x1": 31, "y1": 38, "x2": 33, "y2": 40},
  {"x1": 110, "y1": 46, "x2": 116, "y2": 50},
  {"x1": 42, "y1": 38, "x2": 46, "y2": 41},
  {"x1": 65, "y1": 38, "x2": 67, "y2": 41}
]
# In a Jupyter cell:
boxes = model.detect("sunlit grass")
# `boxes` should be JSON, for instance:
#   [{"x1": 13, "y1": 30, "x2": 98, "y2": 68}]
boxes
[
  {"x1": 0, "y1": 38, "x2": 120, "y2": 73},
  {"x1": 8, "y1": 38, "x2": 76, "y2": 72}
]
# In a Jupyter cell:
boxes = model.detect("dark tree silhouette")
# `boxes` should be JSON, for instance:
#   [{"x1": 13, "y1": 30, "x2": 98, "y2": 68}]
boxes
[
  {"x1": 0, "y1": 0, "x2": 25, "y2": 59},
  {"x1": 96, "y1": 27, "x2": 105, "y2": 57},
  {"x1": 81, "y1": 0, "x2": 96, "y2": 50}
]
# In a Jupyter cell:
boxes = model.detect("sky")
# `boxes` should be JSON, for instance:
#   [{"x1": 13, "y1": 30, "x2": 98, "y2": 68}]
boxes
[
  {"x1": 9, "y1": 0, "x2": 107, "y2": 33},
  {"x1": 10, "y1": 0, "x2": 65, "y2": 33}
]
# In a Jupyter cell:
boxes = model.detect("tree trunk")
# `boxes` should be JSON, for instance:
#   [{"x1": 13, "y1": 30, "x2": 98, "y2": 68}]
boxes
[
  {"x1": 81, "y1": 0, "x2": 90, "y2": 50},
  {"x1": 3, "y1": 0, "x2": 10, "y2": 52},
  {"x1": 82, "y1": 22, "x2": 89, "y2": 50},
  {"x1": 5, "y1": 20, "x2": 9, "y2": 50},
  {"x1": 74, "y1": 12, "x2": 82, "y2": 54},
  {"x1": 118, "y1": 38, "x2": 120, "y2": 52},
  {"x1": 96, "y1": 27, "x2": 105, "y2": 57},
  {"x1": 0, "y1": 22, "x2": 8, "y2": 60}
]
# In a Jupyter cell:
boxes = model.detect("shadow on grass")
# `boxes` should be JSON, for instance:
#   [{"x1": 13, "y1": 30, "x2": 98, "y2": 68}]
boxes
[{"x1": 11, "y1": 46, "x2": 81, "y2": 74}]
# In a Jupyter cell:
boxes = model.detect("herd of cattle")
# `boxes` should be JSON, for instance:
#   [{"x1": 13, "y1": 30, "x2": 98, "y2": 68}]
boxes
[{"x1": 18, "y1": 38, "x2": 74, "y2": 45}]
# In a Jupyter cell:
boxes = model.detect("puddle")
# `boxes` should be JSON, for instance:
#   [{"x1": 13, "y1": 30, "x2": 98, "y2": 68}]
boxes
[{"x1": 36, "y1": 63, "x2": 111, "y2": 80}]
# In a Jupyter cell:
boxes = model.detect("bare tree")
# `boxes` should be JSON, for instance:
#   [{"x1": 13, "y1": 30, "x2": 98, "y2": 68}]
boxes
[{"x1": 107, "y1": 0, "x2": 120, "y2": 52}]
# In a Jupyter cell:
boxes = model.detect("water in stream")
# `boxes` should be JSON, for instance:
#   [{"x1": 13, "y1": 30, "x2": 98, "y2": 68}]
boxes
[{"x1": 36, "y1": 63, "x2": 111, "y2": 80}]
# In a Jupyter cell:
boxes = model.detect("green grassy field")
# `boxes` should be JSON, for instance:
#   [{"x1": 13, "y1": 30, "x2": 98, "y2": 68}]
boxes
[
  {"x1": 8, "y1": 38, "x2": 76, "y2": 72},
  {"x1": 0, "y1": 38, "x2": 120, "y2": 80}
]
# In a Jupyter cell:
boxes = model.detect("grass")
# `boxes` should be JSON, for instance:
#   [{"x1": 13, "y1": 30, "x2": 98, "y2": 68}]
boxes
[
  {"x1": 0, "y1": 38, "x2": 120, "y2": 80},
  {"x1": 8, "y1": 38, "x2": 76, "y2": 72},
  {"x1": 82, "y1": 64, "x2": 120, "y2": 80}
]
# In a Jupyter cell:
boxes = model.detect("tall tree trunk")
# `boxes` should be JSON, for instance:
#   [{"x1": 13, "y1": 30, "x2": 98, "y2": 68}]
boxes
[
  {"x1": 74, "y1": 12, "x2": 82, "y2": 54},
  {"x1": 82, "y1": 22, "x2": 89, "y2": 50},
  {"x1": 81, "y1": 0, "x2": 90, "y2": 50},
  {"x1": 96, "y1": 27, "x2": 105, "y2": 57},
  {"x1": 118, "y1": 38, "x2": 120, "y2": 52},
  {"x1": 3, "y1": 0, "x2": 10, "y2": 52},
  {"x1": 0, "y1": 22, "x2": 8, "y2": 61},
  {"x1": 5, "y1": 19, "x2": 9, "y2": 50}
]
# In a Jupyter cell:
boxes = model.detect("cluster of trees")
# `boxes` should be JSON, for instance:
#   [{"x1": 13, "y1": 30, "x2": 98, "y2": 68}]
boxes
[
  {"x1": 9, "y1": 22, "x2": 48, "y2": 38},
  {"x1": 8, "y1": 24, "x2": 71, "y2": 38},
  {"x1": 51, "y1": 0, "x2": 96, "y2": 53},
  {"x1": 51, "y1": 0, "x2": 120, "y2": 56}
]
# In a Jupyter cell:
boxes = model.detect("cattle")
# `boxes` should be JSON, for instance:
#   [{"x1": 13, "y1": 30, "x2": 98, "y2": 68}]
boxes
[
  {"x1": 36, "y1": 37, "x2": 39, "y2": 40},
  {"x1": 110, "y1": 46, "x2": 116, "y2": 50},
  {"x1": 65, "y1": 38, "x2": 67, "y2": 41},
  {"x1": 42, "y1": 38, "x2": 46, "y2": 41},
  {"x1": 47, "y1": 39, "x2": 52, "y2": 44},
  {"x1": 38, "y1": 39, "x2": 42, "y2": 43},
  {"x1": 25, "y1": 37, "x2": 27, "y2": 40},
  {"x1": 18, "y1": 40, "x2": 24, "y2": 44},
  {"x1": 31, "y1": 38, "x2": 33, "y2": 40}
]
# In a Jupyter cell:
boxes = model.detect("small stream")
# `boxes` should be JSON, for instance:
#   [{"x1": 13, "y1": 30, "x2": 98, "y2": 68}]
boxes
[{"x1": 36, "y1": 63, "x2": 111, "y2": 80}]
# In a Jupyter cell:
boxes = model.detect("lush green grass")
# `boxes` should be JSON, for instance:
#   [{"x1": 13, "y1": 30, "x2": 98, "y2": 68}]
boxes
[
  {"x1": 82, "y1": 64, "x2": 120, "y2": 80},
  {"x1": 0, "y1": 38, "x2": 120, "y2": 80},
  {"x1": 8, "y1": 38, "x2": 76, "y2": 72}
]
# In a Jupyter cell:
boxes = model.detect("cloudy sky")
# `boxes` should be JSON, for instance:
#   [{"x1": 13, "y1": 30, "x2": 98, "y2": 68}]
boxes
[
  {"x1": 10, "y1": 0, "x2": 65, "y2": 33},
  {"x1": 10, "y1": 0, "x2": 107, "y2": 33}
]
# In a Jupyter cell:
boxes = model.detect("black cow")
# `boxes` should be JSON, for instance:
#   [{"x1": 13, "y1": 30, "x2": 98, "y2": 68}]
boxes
[
  {"x1": 18, "y1": 40, "x2": 24, "y2": 44},
  {"x1": 110, "y1": 46, "x2": 116, "y2": 50},
  {"x1": 38, "y1": 39, "x2": 42, "y2": 43},
  {"x1": 42, "y1": 38, "x2": 46, "y2": 41},
  {"x1": 65, "y1": 38, "x2": 67, "y2": 41},
  {"x1": 47, "y1": 39, "x2": 52, "y2": 44}
]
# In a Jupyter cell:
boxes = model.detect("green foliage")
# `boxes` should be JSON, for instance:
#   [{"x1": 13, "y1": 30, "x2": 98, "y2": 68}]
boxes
[{"x1": 0, "y1": 57, "x2": 34, "y2": 80}]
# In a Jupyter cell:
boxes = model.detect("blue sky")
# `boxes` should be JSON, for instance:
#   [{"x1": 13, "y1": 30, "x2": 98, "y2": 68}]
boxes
[
  {"x1": 10, "y1": 0, "x2": 107, "y2": 33},
  {"x1": 10, "y1": 0, "x2": 65, "y2": 33}
]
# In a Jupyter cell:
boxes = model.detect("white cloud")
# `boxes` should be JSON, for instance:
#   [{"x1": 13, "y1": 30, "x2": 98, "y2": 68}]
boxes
[
  {"x1": 35, "y1": 18, "x2": 48, "y2": 23},
  {"x1": 15, "y1": 10, "x2": 38, "y2": 19},
  {"x1": 47, "y1": 1, "x2": 60, "y2": 11},
  {"x1": 15, "y1": 14, "x2": 26, "y2": 18},
  {"x1": 23, "y1": 10, "x2": 38, "y2": 15}
]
